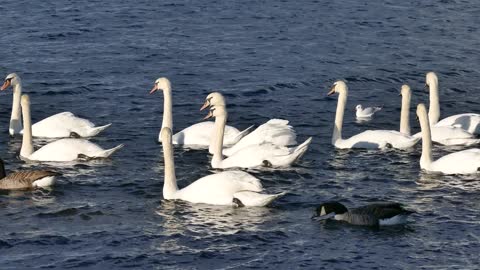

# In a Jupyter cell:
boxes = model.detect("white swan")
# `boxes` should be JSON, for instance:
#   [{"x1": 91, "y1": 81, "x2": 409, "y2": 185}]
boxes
[
  {"x1": 1, "y1": 73, "x2": 111, "y2": 138},
  {"x1": 204, "y1": 105, "x2": 312, "y2": 169},
  {"x1": 149, "y1": 77, "x2": 252, "y2": 146},
  {"x1": 400, "y1": 85, "x2": 479, "y2": 146},
  {"x1": 0, "y1": 159, "x2": 58, "y2": 189},
  {"x1": 161, "y1": 127, "x2": 285, "y2": 206},
  {"x1": 19, "y1": 95, "x2": 124, "y2": 162},
  {"x1": 355, "y1": 104, "x2": 382, "y2": 119},
  {"x1": 426, "y1": 71, "x2": 480, "y2": 134},
  {"x1": 328, "y1": 81, "x2": 420, "y2": 149},
  {"x1": 417, "y1": 103, "x2": 480, "y2": 174},
  {"x1": 201, "y1": 92, "x2": 298, "y2": 156}
]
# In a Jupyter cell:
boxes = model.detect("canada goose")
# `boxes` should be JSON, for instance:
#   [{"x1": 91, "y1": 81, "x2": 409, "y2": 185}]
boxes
[
  {"x1": 313, "y1": 201, "x2": 414, "y2": 226},
  {"x1": 0, "y1": 159, "x2": 59, "y2": 189}
]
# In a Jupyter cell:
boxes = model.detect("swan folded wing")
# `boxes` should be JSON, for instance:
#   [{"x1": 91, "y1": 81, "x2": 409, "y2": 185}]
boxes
[
  {"x1": 221, "y1": 143, "x2": 295, "y2": 168},
  {"x1": 30, "y1": 112, "x2": 97, "y2": 137},
  {"x1": 432, "y1": 149, "x2": 480, "y2": 174},
  {"x1": 172, "y1": 121, "x2": 241, "y2": 145},
  {"x1": 174, "y1": 171, "x2": 263, "y2": 205},
  {"x1": 233, "y1": 191, "x2": 286, "y2": 207},
  {"x1": 29, "y1": 139, "x2": 105, "y2": 161},
  {"x1": 342, "y1": 130, "x2": 417, "y2": 149},
  {"x1": 0, "y1": 170, "x2": 58, "y2": 189}
]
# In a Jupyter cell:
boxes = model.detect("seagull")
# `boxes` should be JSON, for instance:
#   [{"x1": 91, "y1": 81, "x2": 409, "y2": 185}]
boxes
[{"x1": 356, "y1": 104, "x2": 382, "y2": 119}]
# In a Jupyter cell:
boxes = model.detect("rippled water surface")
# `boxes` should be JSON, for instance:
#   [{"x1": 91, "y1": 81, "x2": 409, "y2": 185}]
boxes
[{"x1": 1, "y1": 0, "x2": 480, "y2": 269}]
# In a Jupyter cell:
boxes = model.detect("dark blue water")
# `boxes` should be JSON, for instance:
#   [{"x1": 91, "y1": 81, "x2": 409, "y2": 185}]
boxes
[{"x1": 1, "y1": 0, "x2": 480, "y2": 268}]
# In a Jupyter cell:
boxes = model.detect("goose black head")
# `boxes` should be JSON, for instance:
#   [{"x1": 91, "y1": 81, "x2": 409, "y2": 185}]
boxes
[{"x1": 314, "y1": 201, "x2": 348, "y2": 219}]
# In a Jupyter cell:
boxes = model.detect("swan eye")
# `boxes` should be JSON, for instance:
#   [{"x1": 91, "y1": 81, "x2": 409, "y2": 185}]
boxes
[{"x1": 5, "y1": 78, "x2": 12, "y2": 82}]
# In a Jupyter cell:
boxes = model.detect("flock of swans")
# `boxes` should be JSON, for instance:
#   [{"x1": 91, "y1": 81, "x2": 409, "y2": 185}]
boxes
[{"x1": 0, "y1": 71, "x2": 479, "y2": 226}]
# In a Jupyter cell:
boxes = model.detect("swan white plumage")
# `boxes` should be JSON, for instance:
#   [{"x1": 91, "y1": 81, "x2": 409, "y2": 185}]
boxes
[
  {"x1": 160, "y1": 127, "x2": 285, "y2": 206},
  {"x1": 1, "y1": 73, "x2": 111, "y2": 138},
  {"x1": 150, "y1": 77, "x2": 252, "y2": 146},
  {"x1": 400, "y1": 84, "x2": 479, "y2": 146},
  {"x1": 204, "y1": 105, "x2": 312, "y2": 169},
  {"x1": 417, "y1": 103, "x2": 480, "y2": 174},
  {"x1": 19, "y1": 95, "x2": 123, "y2": 162},
  {"x1": 355, "y1": 104, "x2": 382, "y2": 119},
  {"x1": 328, "y1": 81, "x2": 420, "y2": 149},
  {"x1": 201, "y1": 92, "x2": 298, "y2": 156},
  {"x1": 426, "y1": 72, "x2": 480, "y2": 135}
]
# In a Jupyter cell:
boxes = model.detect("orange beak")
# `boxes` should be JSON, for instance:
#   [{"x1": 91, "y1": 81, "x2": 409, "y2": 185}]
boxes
[
  {"x1": 203, "y1": 110, "x2": 214, "y2": 120},
  {"x1": 1, "y1": 80, "x2": 11, "y2": 91},
  {"x1": 149, "y1": 84, "x2": 158, "y2": 94},
  {"x1": 327, "y1": 85, "x2": 336, "y2": 96},
  {"x1": 200, "y1": 100, "x2": 210, "y2": 111}
]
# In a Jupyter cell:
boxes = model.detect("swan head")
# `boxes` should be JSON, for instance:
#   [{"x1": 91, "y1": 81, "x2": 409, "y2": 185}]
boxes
[
  {"x1": 160, "y1": 127, "x2": 173, "y2": 144},
  {"x1": 149, "y1": 77, "x2": 171, "y2": 94},
  {"x1": 425, "y1": 72, "x2": 438, "y2": 90},
  {"x1": 203, "y1": 105, "x2": 227, "y2": 120},
  {"x1": 400, "y1": 84, "x2": 411, "y2": 96},
  {"x1": 313, "y1": 201, "x2": 348, "y2": 220},
  {"x1": 1, "y1": 73, "x2": 21, "y2": 91},
  {"x1": 327, "y1": 80, "x2": 348, "y2": 96},
  {"x1": 416, "y1": 103, "x2": 428, "y2": 123},
  {"x1": 200, "y1": 92, "x2": 226, "y2": 111},
  {"x1": 355, "y1": 104, "x2": 362, "y2": 111}
]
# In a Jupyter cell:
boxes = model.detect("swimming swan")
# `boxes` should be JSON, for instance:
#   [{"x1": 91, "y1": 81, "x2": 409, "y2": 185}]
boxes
[
  {"x1": 201, "y1": 92, "x2": 298, "y2": 156},
  {"x1": 1, "y1": 73, "x2": 111, "y2": 138},
  {"x1": 19, "y1": 95, "x2": 123, "y2": 162},
  {"x1": 313, "y1": 201, "x2": 413, "y2": 226},
  {"x1": 426, "y1": 72, "x2": 480, "y2": 135},
  {"x1": 161, "y1": 127, "x2": 285, "y2": 206},
  {"x1": 401, "y1": 84, "x2": 478, "y2": 146},
  {"x1": 204, "y1": 105, "x2": 312, "y2": 169},
  {"x1": 150, "y1": 77, "x2": 252, "y2": 147},
  {"x1": 417, "y1": 103, "x2": 480, "y2": 175},
  {"x1": 328, "y1": 81, "x2": 420, "y2": 149},
  {"x1": 0, "y1": 159, "x2": 59, "y2": 189}
]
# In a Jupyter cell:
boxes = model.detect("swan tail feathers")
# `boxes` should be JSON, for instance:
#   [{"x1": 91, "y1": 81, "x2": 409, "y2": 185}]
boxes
[
  {"x1": 233, "y1": 191, "x2": 287, "y2": 207},
  {"x1": 231, "y1": 125, "x2": 255, "y2": 144},
  {"x1": 93, "y1": 143, "x2": 124, "y2": 158},
  {"x1": 290, "y1": 137, "x2": 313, "y2": 162},
  {"x1": 85, "y1": 123, "x2": 112, "y2": 137}
]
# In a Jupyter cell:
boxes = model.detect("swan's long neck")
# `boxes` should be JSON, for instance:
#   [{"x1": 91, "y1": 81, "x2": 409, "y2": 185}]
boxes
[
  {"x1": 162, "y1": 87, "x2": 173, "y2": 131},
  {"x1": 10, "y1": 83, "x2": 23, "y2": 135},
  {"x1": 212, "y1": 110, "x2": 227, "y2": 168},
  {"x1": 162, "y1": 133, "x2": 178, "y2": 199},
  {"x1": 332, "y1": 90, "x2": 347, "y2": 144},
  {"x1": 400, "y1": 91, "x2": 411, "y2": 135},
  {"x1": 428, "y1": 81, "x2": 440, "y2": 125},
  {"x1": 20, "y1": 98, "x2": 34, "y2": 158},
  {"x1": 419, "y1": 110, "x2": 433, "y2": 169}
]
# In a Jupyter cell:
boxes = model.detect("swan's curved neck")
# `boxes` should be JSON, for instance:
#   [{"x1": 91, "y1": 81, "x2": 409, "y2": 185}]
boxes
[
  {"x1": 162, "y1": 134, "x2": 178, "y2": 199},
  {"x1": 10, "y1": 83, "x2": 23, "y2": 135},
  {"x1": 20, "y1": 99, "x2": 34, "y2": 158},
  {"x1": 162, "y1": 87, "x2": 173, "y2": 132},
  {"x1": 212, "y1": 110, "x2": 227, "y2": 168},
  {"x1": 400, "y1": 92, "x2": 411, "y2": 135},
  {"x1": 332, "y1": 90, "x2": 347, "y2": 144},
  {"x1": 419, "y1": 111, "x2": 433, "y2": 169},
  {"x1": 428, "y1": 82, "x2": 440, "y2": 125}
]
